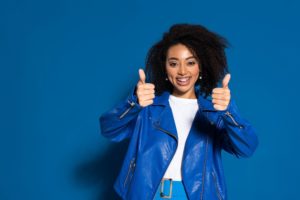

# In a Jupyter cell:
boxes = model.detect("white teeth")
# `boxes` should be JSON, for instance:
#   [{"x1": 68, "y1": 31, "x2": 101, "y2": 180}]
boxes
[{"x1": 177, "y1": 77, "x2": 189, "y2": 82}]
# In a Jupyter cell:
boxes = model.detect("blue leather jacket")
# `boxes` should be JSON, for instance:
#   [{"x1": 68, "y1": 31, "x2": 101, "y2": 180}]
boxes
[{"x1": 100, "y1": 86, "x2": 258, "y2": 200}]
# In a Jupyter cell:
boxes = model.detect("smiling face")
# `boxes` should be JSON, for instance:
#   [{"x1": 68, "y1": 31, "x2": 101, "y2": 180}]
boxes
[{"x1": 165, "y1": 43, "x2": 200, "y2": 99}]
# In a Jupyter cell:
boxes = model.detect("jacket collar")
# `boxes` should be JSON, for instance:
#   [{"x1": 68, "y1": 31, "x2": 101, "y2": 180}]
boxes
[{"x1": 153, "y1": 85, "x2": 215, "y2": 111}]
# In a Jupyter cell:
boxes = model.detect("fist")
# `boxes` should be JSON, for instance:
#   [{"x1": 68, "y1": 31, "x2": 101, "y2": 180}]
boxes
[
  {"x1": 136, "y1": 69, "x2": 155, "y2": 107},
  {"x1": 212, "y1": 74, "x2": 231, "y2": 111}
]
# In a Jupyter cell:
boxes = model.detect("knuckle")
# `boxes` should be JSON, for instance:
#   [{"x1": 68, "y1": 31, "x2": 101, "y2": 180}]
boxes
[{"x1": 138, "y1": 91, "x2": 144, "y2": 96}]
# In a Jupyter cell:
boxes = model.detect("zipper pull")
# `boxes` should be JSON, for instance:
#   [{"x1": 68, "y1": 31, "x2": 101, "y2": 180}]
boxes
[
  {"x1": 119, "y1": 100, "x2": 136, "y2": 119},
  {"x1": 225, "y1": 111, "x2": 243, "y2": 129}
]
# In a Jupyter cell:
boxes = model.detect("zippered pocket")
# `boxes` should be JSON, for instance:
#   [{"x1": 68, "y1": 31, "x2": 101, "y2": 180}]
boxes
[
  {"x1": 211, "y1": 171, "x2": 222, "y2": 200},
  {"x1": 119, "y1": 100, "x2": 135, "y2": 119},
  {"x1": 224, "y1": 111, "x2": 243, "y2": 129},
  {"x1": 123, "y1": 157, "x2": 136, "y2": 188}
]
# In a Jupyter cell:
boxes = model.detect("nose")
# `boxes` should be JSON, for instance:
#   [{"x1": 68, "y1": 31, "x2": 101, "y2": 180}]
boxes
[{"x1": 178, "y1": 64, "x2": 187, "y2": 75}]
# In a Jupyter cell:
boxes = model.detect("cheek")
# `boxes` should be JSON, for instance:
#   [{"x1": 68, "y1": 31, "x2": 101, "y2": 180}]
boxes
[
  {"x1": 196, "y1": 64, "x2": 201, "y2": 72},
  {"x1": 166, "y1": 68, "x2": 176, "y2": 78},
  {"x1": 192, "y1": 66, "x2": 200, "y2": 76}
]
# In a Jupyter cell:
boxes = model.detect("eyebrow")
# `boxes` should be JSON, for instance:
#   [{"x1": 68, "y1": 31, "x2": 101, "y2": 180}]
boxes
[{"x1": 167, "y1": 56, "x2": 196, "y2": 61}]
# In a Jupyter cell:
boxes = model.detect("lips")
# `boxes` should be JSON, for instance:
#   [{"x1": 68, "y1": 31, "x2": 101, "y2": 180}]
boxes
[{"x1": 176, "y1": 77, "x2": 191, "y2": 86}]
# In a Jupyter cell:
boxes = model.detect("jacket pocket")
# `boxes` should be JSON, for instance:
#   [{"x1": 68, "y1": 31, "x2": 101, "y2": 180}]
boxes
[
  {"x1": 211, "y1": 171, "x2": 223, "y2": 200},
  {"x1": 224, "y1": 111, "x2": 243, "y2": 129},
  {"x1": 123, "y1": 157, "x2": 136, "y2": 188},
  {"x1": 119, "y1": 100, "x2": 136, "y2": 119}
]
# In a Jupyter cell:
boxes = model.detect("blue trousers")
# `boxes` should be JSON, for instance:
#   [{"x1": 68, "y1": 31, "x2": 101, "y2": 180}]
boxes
[{"x1": 154, "y1": 178, "x2": 188, "y2": 200}]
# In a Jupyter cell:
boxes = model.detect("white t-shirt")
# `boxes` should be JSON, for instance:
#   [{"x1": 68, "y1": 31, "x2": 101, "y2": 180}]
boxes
[{"x1": 163, "y1": 94, "x2": 199, "y2": 181}]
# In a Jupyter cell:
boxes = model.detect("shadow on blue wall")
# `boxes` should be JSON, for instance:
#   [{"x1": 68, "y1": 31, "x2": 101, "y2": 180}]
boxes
[{"x1": 74, "y1": 141, "x2": 130, "y2": 200}]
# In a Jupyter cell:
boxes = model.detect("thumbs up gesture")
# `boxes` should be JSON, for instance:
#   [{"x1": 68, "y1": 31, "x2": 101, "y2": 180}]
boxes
[
  {"x1": 136, "y1": 69, "x2": 155, "y2": 107},
  {"x1": 212, "y1": 74, "x2": 231, "y2": 111}
]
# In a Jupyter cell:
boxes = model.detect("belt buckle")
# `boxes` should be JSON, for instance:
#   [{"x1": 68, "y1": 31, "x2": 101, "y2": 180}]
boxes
[{"x1": 160, "y1": 178, "x2": 173, "y2": 199}]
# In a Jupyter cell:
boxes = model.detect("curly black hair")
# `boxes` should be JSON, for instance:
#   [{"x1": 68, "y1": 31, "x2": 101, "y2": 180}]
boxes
[{"x1": 145, "y1": 23, "x2": 229, "y2": 98}]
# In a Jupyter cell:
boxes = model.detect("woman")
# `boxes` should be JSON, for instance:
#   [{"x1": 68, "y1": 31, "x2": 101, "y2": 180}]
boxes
[{"x1": 100, "y1": 24, "x2": 258, "y2": 200}]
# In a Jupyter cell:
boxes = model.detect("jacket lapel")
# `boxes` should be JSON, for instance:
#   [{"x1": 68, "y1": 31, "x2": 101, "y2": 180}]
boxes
[
  {"x1": 152, "y1": 91, "x2": 178, "y2": 140},
  {"x1": 195, "y1": 85, "x2": 216, "y2": 112}
]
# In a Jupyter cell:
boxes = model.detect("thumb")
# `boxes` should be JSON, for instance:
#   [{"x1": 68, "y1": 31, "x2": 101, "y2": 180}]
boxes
[
  {"x1": 222, "y1": 74, "x2": 231, "y2": 88},
  {"x1": 139, "y1": 69, "x2": 146, "y2": 84}
]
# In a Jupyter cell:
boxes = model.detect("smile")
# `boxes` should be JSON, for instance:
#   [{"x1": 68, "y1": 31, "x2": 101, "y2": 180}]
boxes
[{"x1": 176, "y1": 77, "x2": 191, "y2": 86}]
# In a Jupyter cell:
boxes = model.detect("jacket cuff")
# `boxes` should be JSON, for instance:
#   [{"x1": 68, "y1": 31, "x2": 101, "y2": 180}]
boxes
[
  {"x1": 219, "y1": 99, "x2": 245, "y2": 129},
  {"x1": 119, "y1": 86, "x2": 143, "y2": 119}
]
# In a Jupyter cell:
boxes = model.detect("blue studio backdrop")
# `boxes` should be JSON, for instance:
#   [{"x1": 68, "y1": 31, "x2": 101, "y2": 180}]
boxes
[{"x1": 1, "y1": 0, "x2": 299, "y2": 199}]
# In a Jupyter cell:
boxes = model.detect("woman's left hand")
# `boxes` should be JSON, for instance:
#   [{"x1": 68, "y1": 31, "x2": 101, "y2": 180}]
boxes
[{"x1": 212, "y1": 74, "x2": 231, "y2": 111}]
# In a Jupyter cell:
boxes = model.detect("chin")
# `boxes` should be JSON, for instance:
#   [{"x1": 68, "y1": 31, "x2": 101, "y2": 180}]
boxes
[{"x1": 174, "y1": 87, "x2": 193, "y2": 94}]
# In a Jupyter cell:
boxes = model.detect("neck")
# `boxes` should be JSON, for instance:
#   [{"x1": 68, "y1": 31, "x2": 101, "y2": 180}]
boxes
[{"x1": 171, "y1": 91, "x2": 197, "y2": 99}]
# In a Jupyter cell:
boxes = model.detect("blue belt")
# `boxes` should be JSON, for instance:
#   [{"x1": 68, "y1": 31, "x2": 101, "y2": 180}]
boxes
[{"x1": 154, "y1": 178, "x2": 188, "y2": 199}]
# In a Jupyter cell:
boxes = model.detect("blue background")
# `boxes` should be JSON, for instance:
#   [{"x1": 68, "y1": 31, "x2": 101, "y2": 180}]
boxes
[{"x1": 1, "y1": 0, "x2": 299, "y2": 199}]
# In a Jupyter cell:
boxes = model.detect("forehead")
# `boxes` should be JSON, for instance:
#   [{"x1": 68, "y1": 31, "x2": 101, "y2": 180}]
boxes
[{"x1": 166, "y1": 43, "x2": 195, "y2": 59}]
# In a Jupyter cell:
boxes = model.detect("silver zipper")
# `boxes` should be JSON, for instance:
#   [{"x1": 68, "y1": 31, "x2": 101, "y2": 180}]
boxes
[
  {"x1": 123, "y1": 157, "x2": 136, "y2": 188},
  {"x1": 151, "y1": 127, "x2": 178, "y2": 200},
  {"x1": 225, "y1": 111, "x2": 243, "y2": 129},
  {"x1": 212, "y1": 171, "x2": 222, "y2": 200},
  {"x1": 119, "y1": 100, "x2": 135, "y2": 119},
  {"x1": 200, "y1": 137, "x2": 209, "y2": 200},
  {"x1": 155, "y1": 126, "x2": 177, "y2": 140}
]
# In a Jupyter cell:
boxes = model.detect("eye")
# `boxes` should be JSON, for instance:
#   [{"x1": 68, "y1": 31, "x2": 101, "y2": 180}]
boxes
[
  {"x1": 169, "y1": 62, "x2": 177, "y2": 67},
  {"x1": 187, "y1": 61, "x2": 196, "y2": 66}
]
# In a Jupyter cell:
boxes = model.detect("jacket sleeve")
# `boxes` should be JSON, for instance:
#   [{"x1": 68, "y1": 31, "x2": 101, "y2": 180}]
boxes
[
  {"x1": 217, "y1": 99, "x2": 258, "y2": 158},
  {"x1": 99, "y1": 87, "x2": 143, "y2": 142}
]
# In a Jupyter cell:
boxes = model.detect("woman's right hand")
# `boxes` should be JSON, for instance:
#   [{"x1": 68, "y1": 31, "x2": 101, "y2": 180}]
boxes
[{"x1": 136, "y1": 69, "x2": 155, "y2": 107}]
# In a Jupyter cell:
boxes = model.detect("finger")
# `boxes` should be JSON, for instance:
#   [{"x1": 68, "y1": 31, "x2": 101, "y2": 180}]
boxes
[
  {"x1": 145, "y1": 99, "x2": 154, "y2": 104},
  {"x1": 213, "y1": 104, "x2": 227, "y2": 111},
  {"x1": 222, "y1": 74, "x2": 231, "y2": 89},
  {"x1": 142, "y1": 89, "x2": 155, "y2": 95},
  {"x1": 212, "y1": 93, "x2": 230, "y2": 100},
  {"x1": 212, "y1": 88, "x2": 230, "y2": 94},
  {"x1": 143, "y1": 83, "x2": 155, "y2": 89},
  {"x1": 139, "y1": 69, "x2": 146, "y2": 84},
  {"x1": 140, "y1": 99, "x2": 154, "y2": 107},
  {"x1": 136, "y1": 84, "x2": 155, "y2": 94},
  {"x1": 139, "y1": 94, "x2": 155, "y2": 101},
  {"x1": 137, "y1": 89, "x2": 155, "y2": 96},
  {"x1": 212, "y1": 99, "x2": 229, "y2": 106}
]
